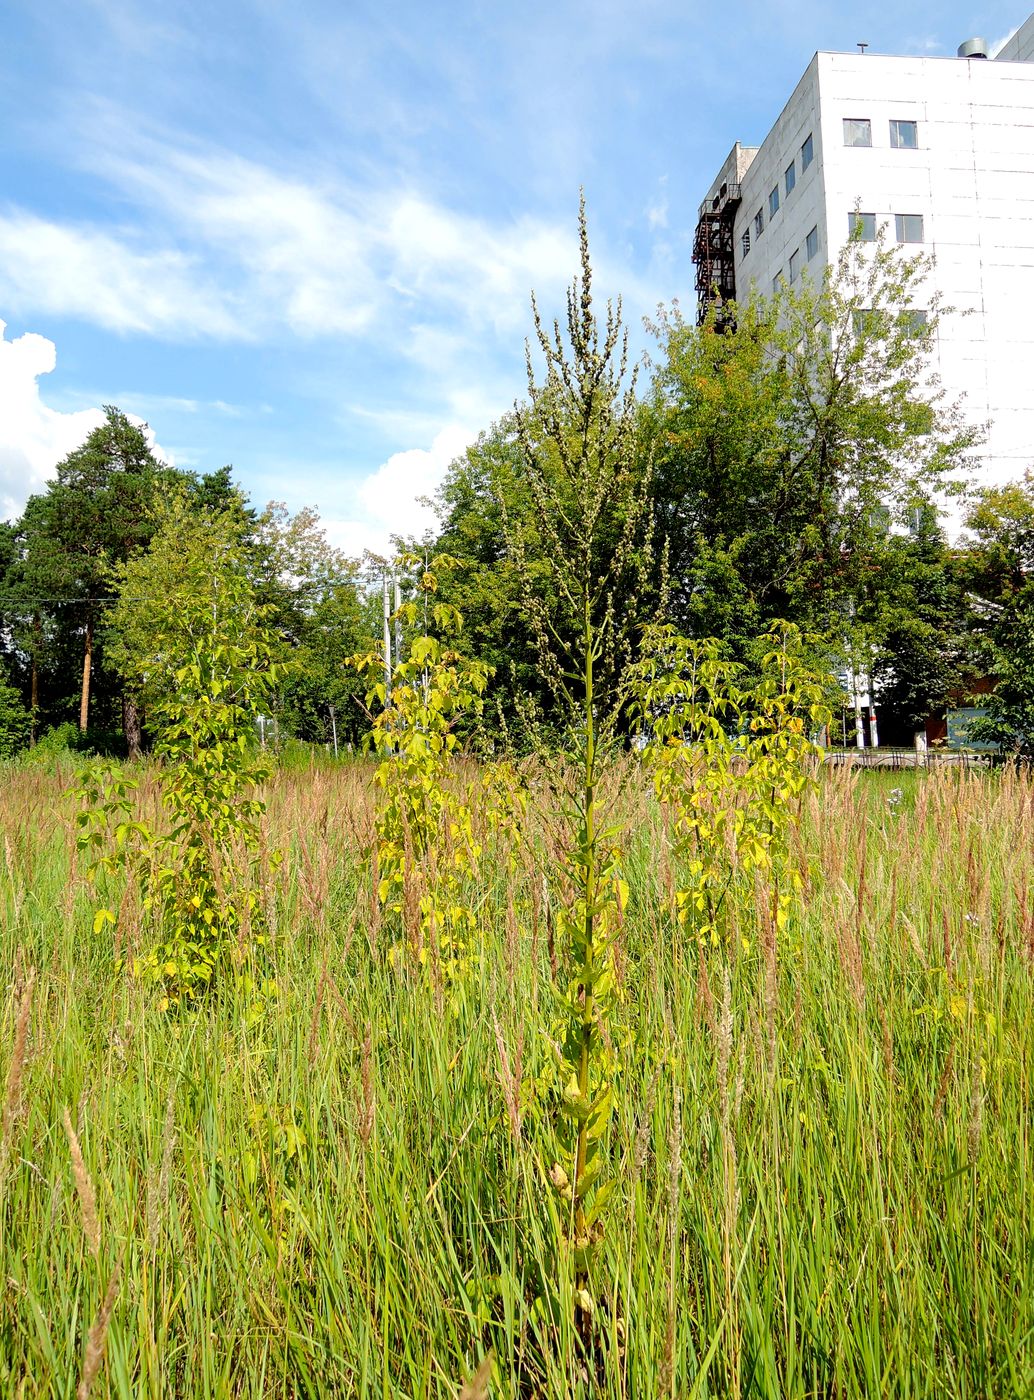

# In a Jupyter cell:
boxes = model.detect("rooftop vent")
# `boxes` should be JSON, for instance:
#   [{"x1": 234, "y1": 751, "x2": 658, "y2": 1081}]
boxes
[{"x1": 958, "y1": 37, "x2": 989, "y2": 58}]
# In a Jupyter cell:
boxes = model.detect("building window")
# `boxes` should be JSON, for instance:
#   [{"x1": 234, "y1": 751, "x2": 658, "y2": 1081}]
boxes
[
  {"x1": 852, "y1": 308, "x2": 879, "y2": 338},
  {"x1": 896, "y1": 213, "x2": 925, "y2": 243},
  {"x1": 898, "y1": 309, "x2": 929, "y2": 336},
  {"x1": 789, "y1": 248, "x2": 801, "y2": 283},
  {"x1": 741, "y1": 229, "x2": 751, "y2": 257},
  {"x1": 754, "y1": 208, "x2": 765, "y2": 238},
  {"x1": 772, "y1": 272, "x2": 782, "y2": 294},
  {"x1": 801, "y1": 133, "x2": 814, "y2": 169},
  {"x1": 806, "y1": 225, "x2": 819, "y2": 260},
  {"x1": 850, "y1": 211, "x2": 877, "y2": 241},
  {"x1": 785, "y1": 161, "x2": 796, "y2": 196},
  {"x1": 843, "y1": 118, "x2": 872, "y2": 147},
  {"x1": 769, "y1": 185, "x2": 780, "y2": 218},
  {"x1": 890, "y1": 119, "x2": 918, "y2": 149}
]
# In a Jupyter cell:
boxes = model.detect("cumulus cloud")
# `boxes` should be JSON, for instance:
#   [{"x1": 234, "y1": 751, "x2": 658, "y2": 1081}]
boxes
[
  {"x1": 0, "y1": 321, "x2": 105, "y2": 519},
  {"x1": 0, "y1": 320, "x2": 167, "y2": 520},
  {"x1": 323, "y1": 424, "x2": 473, "y2": 559}
]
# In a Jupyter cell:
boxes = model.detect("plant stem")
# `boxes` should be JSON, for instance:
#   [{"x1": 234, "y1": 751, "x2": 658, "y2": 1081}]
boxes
[{"x1": 575, "y1": 582, "x2": 596, "y2": 1245}]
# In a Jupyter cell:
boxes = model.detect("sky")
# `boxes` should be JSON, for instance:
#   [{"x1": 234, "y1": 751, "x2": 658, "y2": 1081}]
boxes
[{"x1": 0, "y1": 0, "x2": 1026, "y2": 553}]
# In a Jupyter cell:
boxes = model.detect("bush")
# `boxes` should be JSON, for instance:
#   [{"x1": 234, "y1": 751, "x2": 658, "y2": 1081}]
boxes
[
  {"x1": 0, "y1": 678, "x2": 31, "y2": 759},
  {"x1": 29, "y1": 722, "x2": 93, "y2": 759}
]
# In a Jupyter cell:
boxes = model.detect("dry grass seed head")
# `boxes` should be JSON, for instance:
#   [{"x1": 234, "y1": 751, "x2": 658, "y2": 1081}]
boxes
[
  {"x1": 76, "y1": 1251, "x2": 122, "y2": 1400},
  {"x1": 62, "y1": 1105, "x2": 100, "y2": 1259},
  {"x1": 1, "y1": 966, "x2": 35, "y2": 1157}
]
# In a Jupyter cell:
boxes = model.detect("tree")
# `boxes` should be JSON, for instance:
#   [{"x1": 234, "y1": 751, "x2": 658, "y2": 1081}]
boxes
[
  {"x1": 247, "y1": 502, "x2": 370, "y2": 746},
  {"x1": 428, "y1": 415, "x2": 561, "y2": 739},
  {"x1": 646, "y1": 232, "x2": 977, "y2": 658},
  {"x1": 960, "y1": 473, "x2": 1034, "y2": 756},
  {"x1": 865, "y1": 504, "x2": 971, "y2": 741},
  {"x1": 11, "y1": 407, "x2": 172, "y2": 748}
]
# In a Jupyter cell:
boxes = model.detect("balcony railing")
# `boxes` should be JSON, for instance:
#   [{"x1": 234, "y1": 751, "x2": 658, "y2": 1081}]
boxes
[{"x1": 697, "y1": 182, "x2": 742, "y2": 220}]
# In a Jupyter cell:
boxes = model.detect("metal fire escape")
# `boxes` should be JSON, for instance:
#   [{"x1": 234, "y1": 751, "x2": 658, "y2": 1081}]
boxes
[{"x1": 692, "y1": 182, "x2": 741, "y2": 327}]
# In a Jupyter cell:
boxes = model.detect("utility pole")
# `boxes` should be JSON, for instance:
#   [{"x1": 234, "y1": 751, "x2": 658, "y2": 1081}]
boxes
[
  {"x1": 329, "y1": 704, "x2": 338, "y2": 758},
  {"x1": 393, "y1": 573, "x2": 402, "y2": 680},
  {"x1": 853, "y1": 672, "x2": 865, "y2": 750},
  {"x1": 383, "y1": 571, "x2": 394, "y2": 697}
]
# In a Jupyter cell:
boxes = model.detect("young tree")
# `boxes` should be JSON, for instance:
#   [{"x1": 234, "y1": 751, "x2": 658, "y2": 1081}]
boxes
[
  {"x1": 96, "y1": 494, "x2": 285, "y2": 1000},
  {"x1": 505, "y1": 197, "x2": 654, "y2": 1313}
]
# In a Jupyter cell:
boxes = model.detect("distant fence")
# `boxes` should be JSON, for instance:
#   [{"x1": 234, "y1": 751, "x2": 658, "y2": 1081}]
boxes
[{"x1": 824, "y1": 749, "x2": 993, "y2": 771}]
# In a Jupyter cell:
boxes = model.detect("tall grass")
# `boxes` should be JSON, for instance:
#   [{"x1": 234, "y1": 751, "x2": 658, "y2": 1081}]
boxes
[{"x1": 0, "y1": 758, "x2": 1031, "y2": 1396}]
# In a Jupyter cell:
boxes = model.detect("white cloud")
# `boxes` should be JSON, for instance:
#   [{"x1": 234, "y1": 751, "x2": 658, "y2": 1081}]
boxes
[
  {"x1": 0, "y1": 320, "x2": 167, "y2": 520},
  {"x1": 990, "y1": 26, "x2": 1020, "y2": 59},
  {"x1": 0, "y1": 321, "x2": 105, "y2": 519},
  {"x1": 1, "y1": 122, "x2": 580, "y2": 348},
  {"x1": 0, "y1": 212, "x2": 242, "y2": 339},
  {"x1": 645, "y1": 175, "x2": 669, "y2": 231},
  {"x1": 323, "y1": 424, "x2": 473, "y2": 559}
]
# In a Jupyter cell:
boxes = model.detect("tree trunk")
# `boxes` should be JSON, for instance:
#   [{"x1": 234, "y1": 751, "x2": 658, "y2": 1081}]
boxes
[
  {"x1": 123, "y1": 692, "x2": 142, "y2": 759},
  {"x1": 79, "y1": 616, "x2": 93, "y2": 732}
]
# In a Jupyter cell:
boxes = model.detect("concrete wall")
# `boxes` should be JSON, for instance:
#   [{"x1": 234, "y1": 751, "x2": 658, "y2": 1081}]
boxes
[
  {"x1": 731, "y1": 57, "x2": 826, "y2": 297},
  {"x1": 815, "y1": 52, "x2": 1034, "y2": 486},
  {"x1": 702, "y1": 36, "x2": 1034, "y2": 490}
]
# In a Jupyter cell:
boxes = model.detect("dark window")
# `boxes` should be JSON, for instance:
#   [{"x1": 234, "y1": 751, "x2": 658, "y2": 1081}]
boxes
[
  {"x1": 850, "y1": 211, "x2": 877, "y2": 241},
  {"x1": 785, "y1": 161, "x2": 796, "y2": 196},
  {"x1": 844, "y1": 118, "x2": 872, "y2": 147},
  {"x1": 741, "y1": 229, "x2": 751, "y2": 257},
  {"x1": 890, "y1": 119, "x2": 918, "y2": 149},
  {"x1": 896, "y1": 213, "x2": 925, "y2": 243},
  {"x1": 801, "y1": 133, "x2": 814, "y2": 169},
  {"x1": 754, "y1": 208, "x2": 765, "y2": 238},
  {"x1": 806, "y1": 225, "x2": 819, "y2": 260},
  {"x1": 898, "y1": 309, "x2": 929, "y2": 336},
  {"x1": 769, "y1": 185, "x2": 780, "y2": 218},
  {"x1": 772, "y1": 272, "x2": 782, "y2": 294},
  {"x1": 789, "y1": 248, "x2": 801, "y2": 283},
  {"x1": 853, "y1": 308, "x2": 880, "y2": 337}
]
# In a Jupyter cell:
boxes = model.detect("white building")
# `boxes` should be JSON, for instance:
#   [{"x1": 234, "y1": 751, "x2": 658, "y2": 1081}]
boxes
[{"x1": 694, "y1": 12, "x2": 1034, "y2": 488}]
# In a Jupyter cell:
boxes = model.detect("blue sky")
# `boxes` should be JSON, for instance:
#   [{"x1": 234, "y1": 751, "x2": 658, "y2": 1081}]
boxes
[{"x1": 0, "y1": 0, "x2": 1025, "y2": 552}]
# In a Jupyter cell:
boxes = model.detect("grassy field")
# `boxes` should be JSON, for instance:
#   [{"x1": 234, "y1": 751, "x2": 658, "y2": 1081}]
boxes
[{"x1": 0, "y1": 757, "x2": 1031, "y2": 1397}]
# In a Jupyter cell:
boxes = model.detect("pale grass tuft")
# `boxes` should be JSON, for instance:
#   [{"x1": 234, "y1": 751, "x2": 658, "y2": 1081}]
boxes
[
  {"x1": 968, "y1": 1060, "x2": 985, "y2": 1166},
  {"x1": 492, "y1": 1012, "x2": 524, "y2": 1144},
  {"x1": 77, "y1": 1250, "x2": 122, "y2": 1400},
  {"x1": 146, "y1": 1089, "x2": 176, "y2": 1242},
  {"x1": 359, "y1": 1026, "x2": 375, "y2": 1148},
  {"x1": 458, "y1": 1351, "x2": 493, "y2": 1399},
  {"x1": 62, "y1": 1105, "x2": 100, "y2": 1258}
]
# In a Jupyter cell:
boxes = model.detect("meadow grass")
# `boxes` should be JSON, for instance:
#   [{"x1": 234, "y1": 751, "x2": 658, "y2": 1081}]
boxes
[{"x1": 0, "y1": 757, "x2": 1031, "y2": 1397}]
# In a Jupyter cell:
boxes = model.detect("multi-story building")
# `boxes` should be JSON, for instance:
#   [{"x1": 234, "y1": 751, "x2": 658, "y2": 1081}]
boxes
[{"x1": 693, "y1": 12, "x2": 1034, "y2": 487}]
